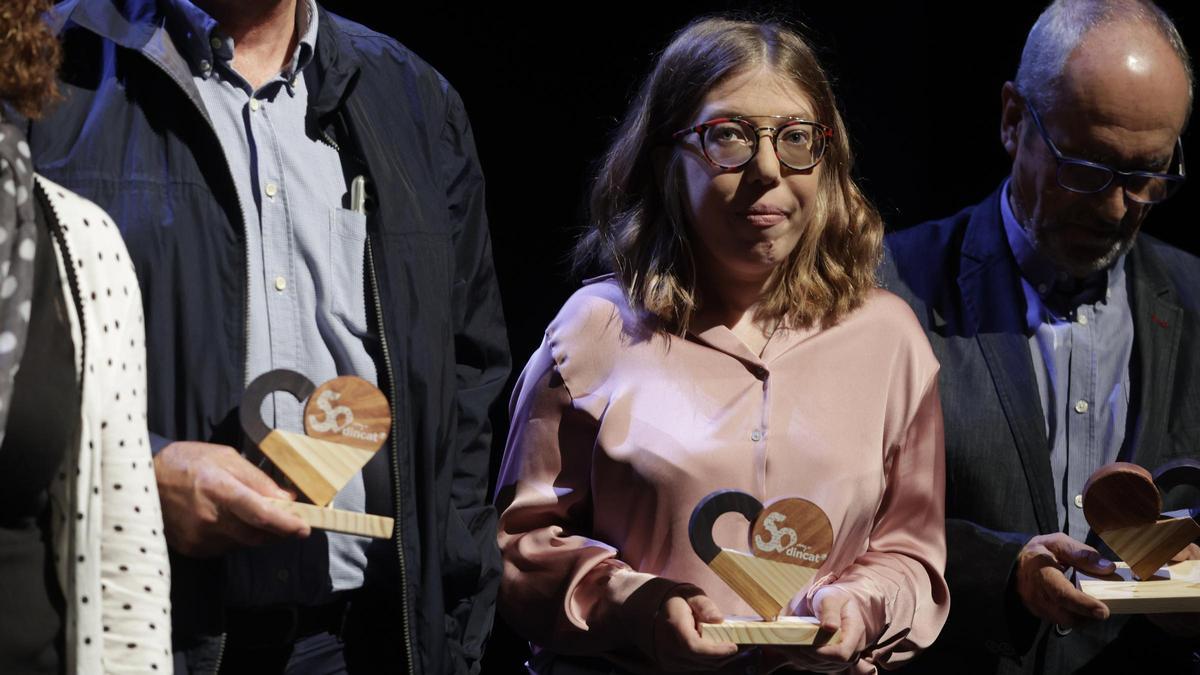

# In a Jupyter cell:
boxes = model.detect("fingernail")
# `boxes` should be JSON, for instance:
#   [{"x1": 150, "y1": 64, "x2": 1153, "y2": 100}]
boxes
[
  {"x1": 1098, "y1": 558, "x2": 1114, "y2": 569},
  {"x1": 275, "y1": 489, "x2": 291, "y2": 499}
]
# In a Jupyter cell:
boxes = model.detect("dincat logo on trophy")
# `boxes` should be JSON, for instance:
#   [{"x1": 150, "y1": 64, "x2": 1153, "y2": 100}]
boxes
[
  {"x1": 1074, "y1": 460, "x2": 1200, "y2": 613},
  {"x1": 307, "y1": 387, "x2": 388, "y2": 445},
  {"x1": 688, "y1": 489, "x2": 839, "y2": 645},
  {"x1": 240, "y1": 369, "x2": 394, "y2": 539}
]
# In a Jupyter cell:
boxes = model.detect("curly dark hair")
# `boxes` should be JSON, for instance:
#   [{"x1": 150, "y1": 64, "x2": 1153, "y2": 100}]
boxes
[{"x1": 0, "y1": 0, "x2": 61, "y2": 119}]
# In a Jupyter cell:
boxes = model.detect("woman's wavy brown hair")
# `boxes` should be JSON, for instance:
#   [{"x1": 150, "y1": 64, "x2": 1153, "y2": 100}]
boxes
[
  {"x1": 0, "y1": 0, "x2": 61, "y2": 119},
  {"x1": 576, "y1": 16, "x2": 883, "y2": 333}
]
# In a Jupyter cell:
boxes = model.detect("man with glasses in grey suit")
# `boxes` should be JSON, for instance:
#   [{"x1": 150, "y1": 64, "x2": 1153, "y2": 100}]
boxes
[{"x1": 884, "y1": 0, "x2": 1200, "y2": 671}]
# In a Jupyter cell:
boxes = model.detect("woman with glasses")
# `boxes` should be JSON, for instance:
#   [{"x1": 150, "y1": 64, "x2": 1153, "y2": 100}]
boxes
[{"x1": 496, "y1": 17, "x2": 948, "y2": 674}]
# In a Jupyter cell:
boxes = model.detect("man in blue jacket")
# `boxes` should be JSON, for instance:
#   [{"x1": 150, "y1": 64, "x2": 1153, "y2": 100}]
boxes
[
  {"x1": 30, "y1": 0, "x2": 510, "y2": 672},
  {"x1": 883, "y1": 0, "x2": 1199, "y2": 672}
]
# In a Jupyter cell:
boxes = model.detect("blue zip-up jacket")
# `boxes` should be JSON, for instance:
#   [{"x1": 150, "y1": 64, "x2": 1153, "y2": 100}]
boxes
[{"x1": 30, "y1": 1, "x2": 511, "y2": 672}]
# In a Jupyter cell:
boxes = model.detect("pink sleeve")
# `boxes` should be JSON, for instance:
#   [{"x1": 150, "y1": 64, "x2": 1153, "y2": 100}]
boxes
[
  {"x1": 806, "y1": 374, "x2": 949, "y2": 669},
  {"x1": 495, "y1": 341, "x2": 673, "y2": 658}
]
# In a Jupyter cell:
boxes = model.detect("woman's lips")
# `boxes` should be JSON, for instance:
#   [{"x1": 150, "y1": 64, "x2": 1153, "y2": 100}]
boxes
[{"x1": 738, "y1": 205, "x2": 790, "y2": 228}]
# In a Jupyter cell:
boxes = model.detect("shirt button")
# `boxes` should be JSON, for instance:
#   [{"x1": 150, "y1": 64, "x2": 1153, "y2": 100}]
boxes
[
  {"x1": 275, "y1": 569, "x2": 289, "y2": 582},
  {"x1": 265, "y1": 182, "x2": 278, "y2": 198},
  {"x1": 1074, "y1": 494, "x2": 1084, "y2": 508},
  {"x1": 209, "y1": 36, "x2": 222, "y2": 50},
  {"x1": 249, "y1": 98, "x2": 260, "y2": 112},
  {"x1": 274, "y1": 276, "x2": 287, "y2": 291},
  {"x1": 750, "y1": 429, "x2": 763, "y2": 442},
  {"x1": 1077, "y1": 313, "x2": 1089, "y2": 325},
  {"x1": 1037, "y1": 283, "x2": 1048, "y2": 294},
  {"x1": 199, "y1": 59, "x2": 212, "y2": 74},
  {"x1": 1074, "y1": 400, "x2": 1089, "y2": 414}
]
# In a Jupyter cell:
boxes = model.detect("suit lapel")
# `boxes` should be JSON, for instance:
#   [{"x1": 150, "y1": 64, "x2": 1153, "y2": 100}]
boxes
[
  {"x1": 1125, "y1": 243, "x2": 1183, "y2": 466},
  {"x1": 977, "y1": 333, "x2": 1058, "y2": 533},
  {"x1": 957, "y1": 189, "x2": 1058, "y2": 534}
]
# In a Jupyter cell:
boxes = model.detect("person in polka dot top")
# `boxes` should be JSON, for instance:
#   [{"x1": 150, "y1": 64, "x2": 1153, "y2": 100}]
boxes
[{"x1": 0, "y1": 2, "x2": 173, "y2": 672}]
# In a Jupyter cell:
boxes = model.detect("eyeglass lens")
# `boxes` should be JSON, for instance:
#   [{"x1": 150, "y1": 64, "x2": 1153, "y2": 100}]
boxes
[
  {"x1": 1057, "y1": 161, "x2": 1182, "y2": 203},
  {"x1": 702, "y1": 120, "x2": 824, "y2": 170}
]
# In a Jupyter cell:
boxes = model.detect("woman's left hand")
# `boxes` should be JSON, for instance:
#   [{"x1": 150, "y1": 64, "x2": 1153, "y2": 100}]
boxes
[{"x1": 761, "y1": 586, "x2": 870, "y2": 673}]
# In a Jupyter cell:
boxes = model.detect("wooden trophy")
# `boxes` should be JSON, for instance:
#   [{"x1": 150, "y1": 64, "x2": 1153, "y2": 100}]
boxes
[
  {"x1": 1076, "y1": 460, "x2": 1200, "y2": 613},
  {"x1": 688, "y1": 489, "x2": 837, "y2": 645},
  {"x1": 240, "y1": 369, "x2": 394, "y2": 539}
]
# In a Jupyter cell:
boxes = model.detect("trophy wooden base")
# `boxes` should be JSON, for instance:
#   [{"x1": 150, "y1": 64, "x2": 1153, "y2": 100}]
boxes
[
  {"x1": 267, "y1": 498, "x2": 394, "y2": 539},
  {"x1": 699, "y1": 616, "x2": 838, "y2": 645},
  {"x1": 1077, "y1": 560, "x2": 1200, "y2": 614}
]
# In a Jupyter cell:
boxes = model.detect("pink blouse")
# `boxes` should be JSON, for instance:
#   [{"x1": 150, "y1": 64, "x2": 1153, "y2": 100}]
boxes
[{"x1": 497, "y1": 278, "x2": 948, "y2": 672}]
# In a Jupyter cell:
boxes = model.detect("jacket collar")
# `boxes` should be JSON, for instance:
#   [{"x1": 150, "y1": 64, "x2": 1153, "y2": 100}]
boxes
[
  {"x1": 1123, "y1": 236, "x2": 1182, "y2": 466},
  {"x1": 304, "y1": 4, "x2": 361, "y2": 120},
  {"x1": 54, "y1": 0, "x2": 361, "y2": 120},
  {"x1": 53, "y1": 0, "x2": 159, "y2": 52},
  {"x1": 955, "y1": 186, "x2": 1028, "y2": 335}
]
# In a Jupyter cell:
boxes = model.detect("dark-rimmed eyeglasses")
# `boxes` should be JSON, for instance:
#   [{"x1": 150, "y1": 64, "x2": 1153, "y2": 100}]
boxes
[
  {"x1": 1024, "y1": 99, "x2": 1186, "y2": 204},
  {"x1": 672, "y1": 116, "x2": 833, "y2": 171}
]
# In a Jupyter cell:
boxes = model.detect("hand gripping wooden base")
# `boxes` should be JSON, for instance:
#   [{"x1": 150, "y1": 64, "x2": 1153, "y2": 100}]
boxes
[
  {"x1": 242, "y1": 370, "x2": 394, "y2": 539},
  {"x1": 1082, "y1": 462, "x2": 1200, "y2": 581},
  {"x1": 689, "y1": 490, "x2": 836, "y2": 645}
]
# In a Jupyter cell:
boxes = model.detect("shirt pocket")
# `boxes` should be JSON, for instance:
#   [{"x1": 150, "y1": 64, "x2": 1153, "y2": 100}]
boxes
[{"x1": 328, "y1": 207, "x2": 370, "y2": 337}]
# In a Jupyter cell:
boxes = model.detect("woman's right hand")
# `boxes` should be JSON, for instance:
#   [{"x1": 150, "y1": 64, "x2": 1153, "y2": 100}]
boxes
[{"x1": 652, "y1": 591, "x2": 739, "y2": 671}]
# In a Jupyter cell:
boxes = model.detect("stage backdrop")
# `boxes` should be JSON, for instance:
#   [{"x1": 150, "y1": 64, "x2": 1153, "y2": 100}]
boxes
[{"x1": 320, "y1": 2, "x2": 1198, "y2": 670}]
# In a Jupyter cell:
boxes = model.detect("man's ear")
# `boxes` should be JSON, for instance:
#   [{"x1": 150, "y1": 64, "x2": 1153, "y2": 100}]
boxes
[{"x1": 1000, "y1": 81, "x2": 1024, "y2": 159}]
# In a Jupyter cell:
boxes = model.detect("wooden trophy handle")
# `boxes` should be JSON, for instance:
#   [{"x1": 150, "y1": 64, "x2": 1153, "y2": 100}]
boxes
[
  {"x1": 689, "y1": 490, "x2": 765, "y2": 564},
  {"x1": 1154, "y1": 459, "x2": 1200, "y2": 518},
  {"x1": 240, "y1": 369, "x2": 316, "y2": 444}
]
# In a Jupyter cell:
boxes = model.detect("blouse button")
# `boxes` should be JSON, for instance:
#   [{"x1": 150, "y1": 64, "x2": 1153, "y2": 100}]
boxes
[{"x1": 750, "y1": 429, "x2": 763, "y2": 442}]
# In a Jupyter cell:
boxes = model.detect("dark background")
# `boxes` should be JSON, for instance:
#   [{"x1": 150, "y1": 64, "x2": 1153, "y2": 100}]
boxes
[{"x1": 320, "y1": 2, "x2": 1197, "y2": 671}]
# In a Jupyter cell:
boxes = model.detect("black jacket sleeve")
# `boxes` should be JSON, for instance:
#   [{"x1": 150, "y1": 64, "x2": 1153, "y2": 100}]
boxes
[{"x1": 437, "y1": 83, "x2": 511, "y2": 674}]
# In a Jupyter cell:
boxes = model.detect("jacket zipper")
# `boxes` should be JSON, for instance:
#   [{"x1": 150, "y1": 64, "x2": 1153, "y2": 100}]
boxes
[
  {"x1": 137, "y1": 52, "x2": 250, "y2": 675},
  {"x1": 365, "y1": 221, "x2": 416, "y2": 675}
]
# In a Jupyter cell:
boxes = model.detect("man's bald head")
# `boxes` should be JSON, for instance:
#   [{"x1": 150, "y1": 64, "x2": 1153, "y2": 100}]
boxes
[
  {"x1": 1015, "y1": 0, "x2": 1193, "y2": 117},
  {"x1": 1000, "y1": 0, "x2": 1191, "y2": 277},
  {"x1": 1058, "y1": 19, "x2": 1191, "y2": 135}
]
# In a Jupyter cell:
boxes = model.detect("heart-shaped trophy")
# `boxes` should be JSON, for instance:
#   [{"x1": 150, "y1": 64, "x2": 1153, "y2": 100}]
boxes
[
  {"x1": 1076, "y1": 460, "x2": 1200, "y2": 613},
  {"x1": 688, "y1": 489, "x2": 837, "y2": 645},
  {"x1": 240, "y1": 369, "x2": 394, "y2": 539}
]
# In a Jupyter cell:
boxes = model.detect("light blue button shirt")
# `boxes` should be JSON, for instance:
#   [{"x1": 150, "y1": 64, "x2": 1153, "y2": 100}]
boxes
[
  {"x1": 164, "y1": 0, "x2": 376, "y2": 606},
  {"x1": 1000, "y1": 181, "x2": 1134, "y2": 543}
]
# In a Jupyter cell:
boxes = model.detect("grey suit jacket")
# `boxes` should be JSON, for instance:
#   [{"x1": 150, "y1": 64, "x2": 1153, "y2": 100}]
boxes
[{"x1": 882, "y1": 188, "x2": 1200, "y2": 673}]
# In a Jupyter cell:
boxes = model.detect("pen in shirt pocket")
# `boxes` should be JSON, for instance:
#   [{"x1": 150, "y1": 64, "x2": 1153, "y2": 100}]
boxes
[{"x1": 350, "y1": 175, "x2": 368, "y2": 215}]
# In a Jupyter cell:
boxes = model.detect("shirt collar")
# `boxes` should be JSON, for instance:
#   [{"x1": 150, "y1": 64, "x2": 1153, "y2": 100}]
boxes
[
  {"x1": 1000, "y1": 179, "x2": 1123, "y2": 315},
  {"x1": 162, "y1": 0, "x2": 319, "y2": 83}
]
